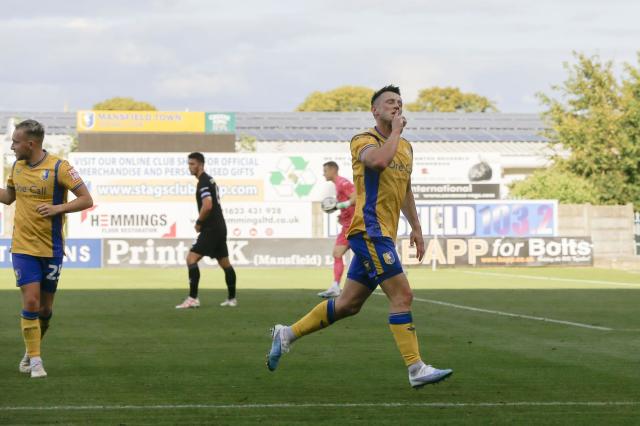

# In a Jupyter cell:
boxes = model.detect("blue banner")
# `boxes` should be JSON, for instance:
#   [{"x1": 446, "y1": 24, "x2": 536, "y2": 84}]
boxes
[
  {"x1": 325, "y1": 200, "x2": 558, "y2": 238},
  {"x1": 473, "y1": 202, "x2": 557, "y2": 237},
  {"x1": 410, "y1": 201, "x2": 557, "y2": 237},
  {"x1": 0, "y1": 239, "x2": 102, "y2": 268}
]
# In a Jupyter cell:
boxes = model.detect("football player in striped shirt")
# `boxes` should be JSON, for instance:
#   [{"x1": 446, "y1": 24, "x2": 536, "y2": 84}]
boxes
[
  {"x1": 0, "y1": 120, "x2": 93, "y2": 378},
  {"x1": 266, "y1": 86, "x2": 452, "y2": 388}
]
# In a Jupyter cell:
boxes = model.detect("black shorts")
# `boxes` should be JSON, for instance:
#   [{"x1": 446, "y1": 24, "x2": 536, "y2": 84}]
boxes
[{"x1": 191, "y1": 228, "x2": 229, "y2": 259}]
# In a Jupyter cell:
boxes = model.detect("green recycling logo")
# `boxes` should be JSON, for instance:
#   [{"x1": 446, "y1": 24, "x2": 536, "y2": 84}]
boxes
[{"x1": 269, "y1": 156, "x2": 316, "y2": 197}]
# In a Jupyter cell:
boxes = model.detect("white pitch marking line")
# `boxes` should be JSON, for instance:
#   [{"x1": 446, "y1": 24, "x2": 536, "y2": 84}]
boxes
[
  {"x1": 412, "y1": 297, "x2": 612, "y2": 331},
  {"x1": 373, "y1": 292, "x2": 612, "y2": 331},
  {"x1": 453, "y1": 270, "x2": 640, "y2": 287},
  {"x1": 1, "y1": 402, "x2": 639, "y2": 411}
]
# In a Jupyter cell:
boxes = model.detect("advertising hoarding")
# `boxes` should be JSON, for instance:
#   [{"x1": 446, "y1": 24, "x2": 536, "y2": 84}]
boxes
[
  {"x1": 0, "y1": 239, "x2": 102, "y2": 268},
  {"x1": 67, "y1": 202, "x2": 312, "y2": 239},
  {"x1": 400, "y1": 237, "x2": 593, "y2": 267},
  {"x1": 325, "y1": 200, "x2": 558, "y2": 238}
]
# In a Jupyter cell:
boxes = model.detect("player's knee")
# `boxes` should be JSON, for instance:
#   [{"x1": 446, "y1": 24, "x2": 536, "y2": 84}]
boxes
[
  {"x1": 405, "y1": 289, "x2": 414, "y2": 305},
  {"x1": 40, "y1": 306, "x2": 52, "y2": 318},
  {"x1": 338, "y1": 299, "x2": 362, "y2": 317},
  {"x1": 186, "y1": 252, "x2": 200, "y2": 265},
  {"x1": 393, "y1": 288, "x2": 413, "y2": 309},
  {"x1": 23, "y1": 296, "x2": 40, "y2": 312}
]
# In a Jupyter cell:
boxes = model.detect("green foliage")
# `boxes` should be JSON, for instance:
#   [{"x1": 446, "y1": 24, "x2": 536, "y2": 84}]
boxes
[
  {"x1": 236, "y1": 134, "x2": 257, "y2": 152},
  {"x1": 509, "y1": 166, "x2": 598, "y2": 204},
  {"x1": 406, "y1": 86, "x2": 498, "y2": 112},
  {"x1": 69, "y1": 134, "x2": 79, "y2": 152},
  {"x1": 538, "y1": 52, "x2": 640, "y2": 209},
  {"x1": 296, "y1": 85, "x2": 497, "y2": 113},
  {"x1": 93, "y1": 97, "x2": 157, "y2": 111},
  {"x1": 296, "y1": 86, "x2": 374, "y2": 111}
]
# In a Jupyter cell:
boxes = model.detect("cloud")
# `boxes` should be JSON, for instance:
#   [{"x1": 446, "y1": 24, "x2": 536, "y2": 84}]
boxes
[
  {"x1": 153, "y1": 70, "x2": 249, "y2": 99},
  {"x1": 0, "y1": 82, "x2": 66, "y2": 110},
  {"x1": 114, "y1": 42, "x2": 175, "y2": 66},
  {"x1": 64, "y1": 18, "x2": 106, "y2": 31},
  {"x1": 0, "y1": 0, "x2": 638, "y2": 112}
]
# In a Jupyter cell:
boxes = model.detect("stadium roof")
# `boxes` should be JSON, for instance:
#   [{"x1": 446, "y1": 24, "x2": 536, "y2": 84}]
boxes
[
  {"x1": 0, "y1": 111, "x2": 548, "y2": 143},
  {"x1": 236, "y1": 112, "x2": 547, "y2": 142}
]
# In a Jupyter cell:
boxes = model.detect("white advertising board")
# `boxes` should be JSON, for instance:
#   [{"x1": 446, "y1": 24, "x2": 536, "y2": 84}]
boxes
[
  {"x1": 67, "y1": 202, "x2": 312, "y2": 238},
  {"x1": 69, "y1": 152, "x2": 501, "y2": 203},
  {"x1": 69, "y1": 153, "x2": 352, "y2": 203}
]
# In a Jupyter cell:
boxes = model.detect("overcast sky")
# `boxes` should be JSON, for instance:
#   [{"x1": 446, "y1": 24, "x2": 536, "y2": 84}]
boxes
[{"x1": 1, "y1": 0, "x2": 638, "y2": 113}]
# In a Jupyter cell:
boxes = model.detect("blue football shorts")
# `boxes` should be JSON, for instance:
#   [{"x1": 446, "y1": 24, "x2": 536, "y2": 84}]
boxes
[
  {"x1": 12, "y1": 253, "x2": 64, "y2": 293},
  {"x1": 346, "y1": 232, "x2": 404, "y2": 290}
]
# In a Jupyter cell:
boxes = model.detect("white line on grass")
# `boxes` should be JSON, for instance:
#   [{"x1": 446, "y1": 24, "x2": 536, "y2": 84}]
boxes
[
  {"x1": 454, "y1": 270, "x2": 640, "y2": 287},
  {"x1": 414, "y1": 297, "x2": 613, "y2": 331},
  {"x1": 1, "y1": 402, "x2": 639, "y2": 411},
  {"x1": 373, "y1": 292, "x2": 612, "y2": 331}
]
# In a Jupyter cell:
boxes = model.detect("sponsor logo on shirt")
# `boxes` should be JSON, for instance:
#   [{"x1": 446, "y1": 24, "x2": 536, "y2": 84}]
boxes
[
  {"x1": 14, "y1": 184, "x2": 47, "y2": 196},
  {"x1": 68, "y1": 167, "x2": 81, "y2": 181}
]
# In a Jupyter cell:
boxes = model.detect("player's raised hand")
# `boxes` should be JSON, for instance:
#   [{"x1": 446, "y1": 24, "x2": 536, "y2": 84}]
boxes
[
  {"x1": 409, "y1": 229, "x2": 425, "y2": 262},
  {"x1": 391, "y1": 113, "x2": 407, "y2": 134},
  {"x1": 36, "y1": 203, "x2": 61, "y2": 217}
]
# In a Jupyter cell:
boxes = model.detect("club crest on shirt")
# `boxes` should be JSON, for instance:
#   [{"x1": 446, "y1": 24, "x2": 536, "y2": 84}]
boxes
[
  {"x1": 382, "y1": 251, "x2": 395, "y2": 265},
  {"x1": 41, "y1": 170, "x2": 50, "y2": 181}
]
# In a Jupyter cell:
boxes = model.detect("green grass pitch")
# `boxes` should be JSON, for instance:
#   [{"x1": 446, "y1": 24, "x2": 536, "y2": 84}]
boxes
[{"x1": 1, "y1": 267, "x2": 639, "y2": 425}]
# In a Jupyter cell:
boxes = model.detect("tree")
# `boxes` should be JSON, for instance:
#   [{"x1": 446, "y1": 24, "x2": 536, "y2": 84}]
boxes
[
  {"x1": 509, "y1": 166, "x2": 598, "y2": 204},
  {"x1": 296, "y1": 86, "x2": 374, "y2": 112},
  {"x1": 93, "y1": 97, "x2": 157, "y2": 111},
  {"x1": 405, "y1": 87, "x2": 497, "y2": 112},
  {"x1": 538, "y1": 52, "x2": 640, "y2": 209},
  {"x1": 236, "y1": 134, "x2": 257, "y2": 152}
]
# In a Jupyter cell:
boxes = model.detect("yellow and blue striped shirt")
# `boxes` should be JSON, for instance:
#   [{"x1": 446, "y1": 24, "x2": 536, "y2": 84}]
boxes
[
  {"x1": 7, "y1": 152, "x2": 84, "y2": 257},
  {"x1": 347, "y1": 128, "x2": 413, "y2": 241}
]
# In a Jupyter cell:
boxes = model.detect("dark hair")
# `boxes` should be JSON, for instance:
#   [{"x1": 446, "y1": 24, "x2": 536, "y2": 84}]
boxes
[
  {"x1": 371, "y1": 85, "x2": 401, "y2": 106},
  {"x1": 15, "y1": 119, "x2": 45, "y2": 143},
  {"x1": 323, "y1": 161, "x2": 339, "y2": 170},
  {"x1": 188, "y1": 152, "x2": 205, "y2": 164}
]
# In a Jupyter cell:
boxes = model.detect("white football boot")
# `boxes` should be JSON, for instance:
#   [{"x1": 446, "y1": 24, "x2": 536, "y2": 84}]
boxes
[
  {"x1": 266, "y1": 324, "x2": 292, "y2": 371},
  {"x1": 19, "y1": 352, "x2": 30, "y2": 374},
  {"x1": 409, "y1": 363, "x2": 453, "y2": 388},
  {"x1": 175, "y1": 297, "x2": 200, "y2": 309},
  {"x1": 220, "y1": 298, "x2": 237, "y2": 307},
  {"x1": 317, "y1": 282, "x2": 341, "y2": 299},
  {"x1": 30, "y1": 357, "x2": 47, "y2": 379}
]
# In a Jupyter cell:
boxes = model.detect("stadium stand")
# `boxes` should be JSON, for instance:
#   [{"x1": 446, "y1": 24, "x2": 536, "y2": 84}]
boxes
[{"x1": 1, "y1": 111, "x2": 546, "y2": 142}]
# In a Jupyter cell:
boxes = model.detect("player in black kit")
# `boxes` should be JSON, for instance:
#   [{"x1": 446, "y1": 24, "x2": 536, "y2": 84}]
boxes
[{"x1": 176, "y1": 152, "x2": 238, "y2": 309}]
